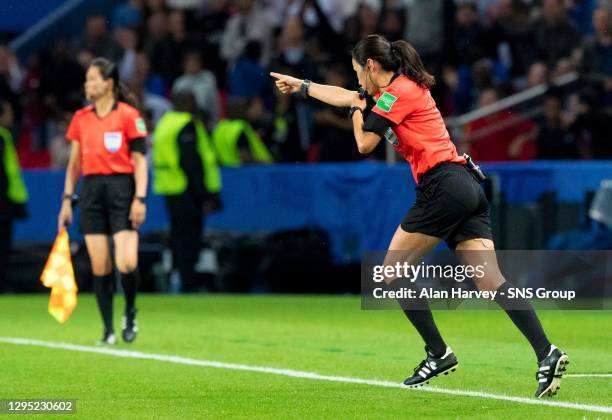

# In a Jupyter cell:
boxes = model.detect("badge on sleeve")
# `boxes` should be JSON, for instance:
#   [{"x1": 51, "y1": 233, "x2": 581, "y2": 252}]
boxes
[
  {"x1": 104, "y1": 132, "x2": 123, "y2": 153},
  {"x1": 376, "y1": 92, "x2": 398, "y2": 112},
  {"x1": 135, "y1": 118, "x2": 147, "y2": 135}
]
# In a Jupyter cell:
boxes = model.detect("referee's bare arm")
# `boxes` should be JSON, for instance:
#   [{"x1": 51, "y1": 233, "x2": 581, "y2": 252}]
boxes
[
  {"x1": 58, "y1": 142, "x2": 82, "y2": 231},
  {"x1": 270, "y1": 72, "x2": 355, "y2": 108},
  {"x1": 130, "y1": 150, "x2": 147, "y2": 229},
  {"x1": 132, "y1": 151, "x2": 147, "y2": 199}
]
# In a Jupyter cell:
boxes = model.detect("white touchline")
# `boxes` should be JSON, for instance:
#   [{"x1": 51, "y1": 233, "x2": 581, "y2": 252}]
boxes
[
  {"x1": 1, "y1": 337, "x2": 611, "y2": 415},
  {"x1": 565, "y1": 374, "x2": 612, "y2": 378}
]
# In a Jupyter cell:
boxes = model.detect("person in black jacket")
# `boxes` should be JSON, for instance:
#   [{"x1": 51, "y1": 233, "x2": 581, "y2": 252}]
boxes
[
  {"x1": 0, "y1": 100, "x2": 27, "y2": 286},
  {"x1": 158, "y1": 91, "x2": 221, "y2": 292}
]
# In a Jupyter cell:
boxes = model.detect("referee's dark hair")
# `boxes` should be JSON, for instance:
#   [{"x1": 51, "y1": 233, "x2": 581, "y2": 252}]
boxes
[
  {"x1": 352, "y1": 34, "x2": 435, "y2": 89},
  {"x1": 90, "y1": 57, "x2": 141, "y2": 110}
]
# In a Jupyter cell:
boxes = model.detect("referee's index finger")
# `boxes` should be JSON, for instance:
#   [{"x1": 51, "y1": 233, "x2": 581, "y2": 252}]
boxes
[{"x1": 269, "y1": 72, "x2": 284, "y2": 80}]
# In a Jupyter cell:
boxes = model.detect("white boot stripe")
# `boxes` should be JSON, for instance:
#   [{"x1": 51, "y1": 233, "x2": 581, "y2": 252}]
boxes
[
  {"x1": 418, "y1": 371, "x2": 427, "y2": 378},
  {"x1": 422, "y1": 367, "x2": 430, "y2": 374}
]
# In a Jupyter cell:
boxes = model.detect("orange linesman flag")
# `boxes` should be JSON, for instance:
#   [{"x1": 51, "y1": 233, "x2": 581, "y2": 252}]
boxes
[{"x1": 40, "y1": 228, "x2": 78, "y2": 323}]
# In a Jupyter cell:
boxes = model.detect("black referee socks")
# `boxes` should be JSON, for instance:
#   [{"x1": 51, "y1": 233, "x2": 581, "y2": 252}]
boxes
[
  {"x1": 495, "y1": 282, "x2": 552, "y2": 362},
  {"x1": 120, "y1": 270, "x2": 139, "y2": 314},
  {"x1": 94, "y1": 274, "x2": 115, "y2": 334},
  {"x1": 389, "y1": 278, "x2": 448, "y2": 357}
]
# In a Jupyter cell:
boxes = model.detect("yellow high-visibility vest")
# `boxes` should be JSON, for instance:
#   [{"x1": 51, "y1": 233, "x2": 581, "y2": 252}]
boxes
[
  {"x1": 212, "y1": 119, "x2": 273, "y2": 167},
  {"x1": 0, "y1": 127, "x2": 28, "y2": 204},
  {"x1": 152, "y1": 111, "x2": 221, "y2": 195}
]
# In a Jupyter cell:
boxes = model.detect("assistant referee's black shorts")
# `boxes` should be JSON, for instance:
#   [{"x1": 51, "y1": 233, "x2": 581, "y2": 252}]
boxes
[
  {"x1": 80, "y1": 174, "x2": 135, "y2": 235},
  {"x1": 401, "y1": 162, "x2": 493, "y2": 249}
]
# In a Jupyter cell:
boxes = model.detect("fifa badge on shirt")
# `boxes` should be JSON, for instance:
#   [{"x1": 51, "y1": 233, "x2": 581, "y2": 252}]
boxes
[
  {"x1": 376, "y1": 92, "x2": 398, "y2": 112},
  {"x1": 136, "y1": 118, "x2": 147, "y2": 135},
  {"x1": 104, "y1": 132, "x2": 123, "y2": 153}
]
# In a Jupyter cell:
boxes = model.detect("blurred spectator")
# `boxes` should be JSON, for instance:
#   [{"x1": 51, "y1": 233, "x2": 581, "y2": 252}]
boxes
[
  {"x1": 345, "y1": 3, "x2": 379, "y2": 47},
  {"x1": 404, "y1": 0, "x2": 450, "y2": 68},
  {"x1": 143, "y1": 12, "x2": 179, "y2": 83},
  {"x1": 552, "y1": 56, "x2": 576, "y2": 79},
  {"x1": 526, "y1": 61, "x2": 550, "y2": 88},
  {"x1": 112, "y1": 0, "x2": 144, "y2": 29},
  {"x1": 0, "y1": 45, "x2": 22, "y2": 127},
  {"x1": 0, "y1": 99, "x2": 28, "y2": 284},
  {"x1": 129, "y1": 78, "x2": 172, "y2": 127},
  {"x1": 48, "y1": 111, "x2": 72, "y2": 169},
  {"x1": 274, "y1": 16, "x2": 315, "y2": 79},
  {"x1": 0, "y1": 45, "x2": 23, "y2": 93},
  {"x1": 172, "y1": 50, "x2": 220, "y2": 127},
  {"x1": 466, "y1": 87, "x2": 537, "y2": 161},
  {"x1": 115, "y1": 27, "x2": 139, "y2": 81},
  {"x1": 168, "y1": 9, "x2": 198, "y2": 55},
  {"x1": 452, "y1": 2, "x2": 487, "y2": 67},
  {"x1": 568, "y1": 88, "x2": 612, "y2": 159},
  {"x1": 131, "y1": 52, "x2": 166, "y2": 97},
  {"x1": 311, "y1": 65, "x2": 356, "y2": 161},
  {"x1": 144, "y1": 0, "x2": 168, "y2": 16},
  {"x1": 379, "y1": 0, "x2": 406, "y2": 41},
  {"x1": 498, "y1": 0, "x2": 537, "y2": 77},
  {"x1": 532, "y1": 0, "x2": 581, "y2": 68},
  {"x1": 220, "y1": 0, "x2": 273, "y2": 67},
  {"x1": 580, "y1": 7, "x2": 612, "y2": 102},
  {"x1": 228, "y1": 41, "x2": 268, "y2": 100},
  {"x1": 166, "y1": 0, "x2": 203, "y2": 11},
  {"x1": 77, "y1": 15, "x2": 122, "y2": 61},
  {"x1": 39, "y1": 39, "x2": 83, "y2": 111},
  {"x1": 535, "y1": 91, "x2": 578, "y2": 159}
]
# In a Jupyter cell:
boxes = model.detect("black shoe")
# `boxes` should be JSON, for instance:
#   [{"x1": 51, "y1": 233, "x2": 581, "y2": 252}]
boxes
[
  {"x1": 97, "y1": 331, "x2": 118, "y2": 345},
  {"x1": 535, "y1": 345, "x2": 569, "y2": 398},
  {"x1": 122, "y1": 309, "x2": 138, "y2": 343},
  {"x1": 404, "y1": 347, "x2": 458, "y2": 387}
]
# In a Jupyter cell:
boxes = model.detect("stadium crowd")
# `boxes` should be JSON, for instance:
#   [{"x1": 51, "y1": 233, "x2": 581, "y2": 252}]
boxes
[{"x1": 0, "y1": 0, "x2": 611, "y2": 167}]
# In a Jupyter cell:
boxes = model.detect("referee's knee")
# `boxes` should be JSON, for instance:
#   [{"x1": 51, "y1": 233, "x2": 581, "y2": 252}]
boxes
[{"x1": 116, "y1": 260, "x2": 138, "y2": 274}]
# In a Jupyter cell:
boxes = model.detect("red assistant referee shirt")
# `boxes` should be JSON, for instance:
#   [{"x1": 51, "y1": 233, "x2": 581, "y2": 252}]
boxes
[
  {"x1": 66, "y1": 101, "x2": 148, "y2": 175},
  {"x1": 371, "y1": 75, "x2": 465, "y2": 183}
]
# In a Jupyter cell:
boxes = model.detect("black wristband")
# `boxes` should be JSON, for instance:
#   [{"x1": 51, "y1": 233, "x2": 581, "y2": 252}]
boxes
[
  {"x1": 62, "y1": 193, "x2": 77, "y2": 201},
  {"x1": 300, "y1": 79, "x2": 311, "y2": 98},
  {"x1": 348, "y1": 106, "x2": 363, "y2": 120},
  {"x1": 134, "y1": 196, "x2": 146, "y2": 204}
]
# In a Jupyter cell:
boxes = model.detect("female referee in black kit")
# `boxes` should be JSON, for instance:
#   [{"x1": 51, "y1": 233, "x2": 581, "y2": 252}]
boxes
[
  {"x1": 58, "y1": 58, "x2": 148, "y2": 345},
  {"x1": 271, "y1": 34, "x2": 568, "y2": 398}
]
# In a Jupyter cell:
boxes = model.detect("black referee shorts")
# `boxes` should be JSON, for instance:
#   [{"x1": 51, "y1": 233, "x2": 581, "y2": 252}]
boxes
[
  {"x1": 80, "y1": 174, "x2": 135, "y2": 236},
  {"x1": 401, "y1": 162, "x2": 493, "y2": 249}
]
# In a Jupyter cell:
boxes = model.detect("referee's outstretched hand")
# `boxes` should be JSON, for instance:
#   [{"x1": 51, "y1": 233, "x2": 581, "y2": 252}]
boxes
[{"x1": 270, "y1": 72, "x2": 302, "y2": 95}]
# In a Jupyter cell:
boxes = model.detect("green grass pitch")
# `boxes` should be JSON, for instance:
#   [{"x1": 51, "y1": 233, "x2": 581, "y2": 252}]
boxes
[{"x1": 0, "y1": 294, "x2": 610, "y2": 419}]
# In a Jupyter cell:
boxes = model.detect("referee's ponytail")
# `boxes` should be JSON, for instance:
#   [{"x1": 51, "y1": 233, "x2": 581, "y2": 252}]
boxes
[
  {"x1": 352, "y1": 35, "x2": 435, "y2": 89},
  {"x1": 90, "y1": 57, "x2": 142, "y2": 111}
]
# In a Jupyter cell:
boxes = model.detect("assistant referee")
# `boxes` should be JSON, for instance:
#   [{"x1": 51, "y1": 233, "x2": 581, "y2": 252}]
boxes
[
  {"x1": 58, "y1": 58, "x2": 148, "y2": 345},
  {"x1": 271, "y1": 34, "x2": 568, "y2": 398}
]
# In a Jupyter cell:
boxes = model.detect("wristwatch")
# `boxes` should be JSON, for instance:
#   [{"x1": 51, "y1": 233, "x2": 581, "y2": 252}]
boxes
[
  {"x1": 300, "y1": 79, "x2": 311, "y2": 98},
  {"x1": 134, "y1": 196, "x2": 146, "y2": 204},
  {"x1": 62, "y1": 193, "x2": 78, "y2": 202},
  {"x1": 348, "y1": 106, "x2": 363, "y2": 120}
]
